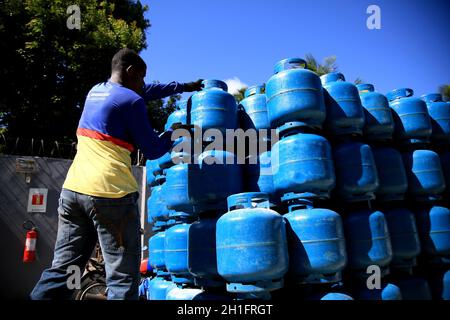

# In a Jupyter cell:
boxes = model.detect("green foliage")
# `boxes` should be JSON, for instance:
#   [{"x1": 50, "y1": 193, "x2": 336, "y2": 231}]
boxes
[
  {"x1": 439, "y1": 85, "x2": 450, "y2": 102},
  {"x1": 146, "y1": 93, "x2": 181, "y2": 132},
  {"x1": 233, "y1": 87, "x2": 248, "y2": 103},
  {"x1": 354, "y1": 78, "x2": 364, "y2": 85},
  {"x1": 0, "y1": 0, "x2": 150, "y2": 145},
  {"x1": 305, "y1": 53, "x2": 338, "y2": 76}
]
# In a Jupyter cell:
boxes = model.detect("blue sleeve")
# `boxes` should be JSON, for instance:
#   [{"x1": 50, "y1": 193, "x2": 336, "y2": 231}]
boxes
[
  {"x1": 142, "y1": 81, "x2": 185, "y2": 102},
  {"x1": 127, "y1": 98, "x2": 174, "y2": 160}
]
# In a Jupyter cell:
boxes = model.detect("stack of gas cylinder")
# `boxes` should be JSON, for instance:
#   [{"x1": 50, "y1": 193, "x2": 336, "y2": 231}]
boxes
[{"x1": 143, "y1": 58, "x2": 450, "y2": 300}]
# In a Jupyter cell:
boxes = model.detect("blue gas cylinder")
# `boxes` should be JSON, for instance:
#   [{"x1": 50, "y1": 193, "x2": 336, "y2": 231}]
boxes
[
  {"x1": 333, "y1": 142, "x2": 379, "y2": 202},
  {"x1": 190, "y1": 80, "x2": 237, "y2": 135},
  {"x1": 165, "y1": 100, "x2": 187, "y2": 131},
  {"x1": 244, "y1": 151, "x2": 278, "y2": 205},
  {"x1": 265, "y1": 58, "x2": 326, "y2": 130},
  {"x1": 321, "y1": 72, "x2": 365, "y2": 136},
  {"x1": 386, "y1": 88, "x2": 432, "y2": 145},
  {"x1": 391, "y1": 275, "x2": 432, "y2": 300},
  {"x1": 441, "y1": 150, "x2": 450, "y2": 201},
  {"x1": 344, "y1": 209, "x2": 393, "y2": 277},
  {"x1": 320, "y1": 293, "x2": 354, "y2": 300},
  {"x1": 403, "y1": 149, "x2": 446, "y2": 201},
  {"x1": 148, "y1": 232, "x2": 167, "y2": 273},
  {"x1": 148, "y1": 277, "x2": 177, "y2": 300},
  {"x1": 157, "y1": 152, "x2": 174, "y2": 170},
  {"x1": 272, "y1": 125, "x2": 335, "y2": 200},
  {"x1": 426, "y1": 267, "x2": 450, "y2": 300},
  {"x1": 283, "y1": 197, "x2": 347, "y2": 284},
  {"x1": 216, "y1": 192, "x2": 289, "y2": 293},
  {"x1": 165, "y1": 287, "x2": 205, "y2": 300},
  {"x1": 357, "y1": 83, "x2": 394, "y2": 141},
  {"x1": 421, "y1": 93, "x2": 450, "y2": 146},
  {"x1": 372, "y1": 147, "x2": 408, "y2": 202},
  {"x1": 164, "y1": 222, "x2": 193, "y2": 284},
  {"x1": 146, "y1": 196, "x2": 153, "y2": 224},
  {"x1": 194, "y1": 150, "x2": 243, "y2": 213},
  {"x1": 148, "y1": 185, "x2": 170, "y2": 222},
  {"x1": 383, "y1": 208, "x2": 421, "y2": 271},
  {"x1": 163, "y1": 154, "x2": 198, "y2": 215},
  {"x1": 354, "y1": 282, "x2": 402, "y2": 300},
  {"x1": 145, "y1": 160, "x2": 158, "y2": 187},
  {"x1": 414, "y1": 206, "x2": 450, "y2": 259},
  {"x1": 239, "y1": 85, "x2": 270, "y2": 131},
  {"x1": 188, "y1": 218, "x2": 223, "y2": 287}
]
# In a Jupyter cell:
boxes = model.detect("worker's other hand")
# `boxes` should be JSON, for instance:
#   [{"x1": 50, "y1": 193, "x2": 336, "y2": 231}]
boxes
[
  {"x1": 170, "y1": 123, "x2": 194, "y2": 131},
  {"x1": 183, "y1": 79, "x2": 204, "y2": 92}
]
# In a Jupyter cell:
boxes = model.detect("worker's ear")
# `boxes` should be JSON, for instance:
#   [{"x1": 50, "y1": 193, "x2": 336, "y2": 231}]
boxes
[{"x1": 126, "y1": 65, "x2": 138, "y2": 77}]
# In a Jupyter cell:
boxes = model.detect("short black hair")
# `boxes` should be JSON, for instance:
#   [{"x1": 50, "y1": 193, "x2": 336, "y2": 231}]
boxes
[{"x1": 111, "y1": 48, "x2": 146, "y2": 73}]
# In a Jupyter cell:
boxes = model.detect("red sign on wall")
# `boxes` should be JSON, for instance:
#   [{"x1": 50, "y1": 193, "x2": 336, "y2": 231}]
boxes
[
  {"x1": 32, "y1": 194, "x2": 44, "y2": 206},
  {"x1": 27, "y1": 188, "x2": 48, "y2": 213}
]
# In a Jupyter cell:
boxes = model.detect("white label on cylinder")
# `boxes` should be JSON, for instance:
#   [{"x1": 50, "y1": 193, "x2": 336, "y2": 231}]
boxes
[{"x1": 26, "y1": 238, "x2": 37, "y2": 251}]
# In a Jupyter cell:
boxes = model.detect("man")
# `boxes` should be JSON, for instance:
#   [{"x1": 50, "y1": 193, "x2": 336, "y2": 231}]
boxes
[{"x1": 30, "y1": 48, "x2": 203, "y2": 300}]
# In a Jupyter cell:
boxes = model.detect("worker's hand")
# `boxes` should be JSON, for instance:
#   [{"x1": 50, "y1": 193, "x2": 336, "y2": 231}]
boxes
[
  {"x1": 170, "y1": 122, "x2": 194, "y2": 131},
  {"x1": 183, "y1": 79, "x2": 204, "y2": 92}
]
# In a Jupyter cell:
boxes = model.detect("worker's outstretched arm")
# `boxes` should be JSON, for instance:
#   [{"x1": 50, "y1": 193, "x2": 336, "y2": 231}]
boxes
[
  {"x1": 142, "y1": 79, "x2": 203, "y2": 102},
  {"x1": 127, "y1": 97, "x2": 173, "y2": 160}
]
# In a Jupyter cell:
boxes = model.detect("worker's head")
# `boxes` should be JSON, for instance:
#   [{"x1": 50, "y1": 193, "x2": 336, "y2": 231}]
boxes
[{"x1": 111, "y1": 48, "x2": 146, "y2": 94}]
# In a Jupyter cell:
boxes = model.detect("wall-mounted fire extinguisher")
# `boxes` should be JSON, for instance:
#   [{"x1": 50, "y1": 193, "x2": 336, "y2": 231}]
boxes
[{"x1": 23, "y1": 220, "x2": 37, "y2": 263}]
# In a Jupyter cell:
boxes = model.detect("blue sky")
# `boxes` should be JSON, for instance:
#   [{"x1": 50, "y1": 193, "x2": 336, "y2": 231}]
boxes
[{"x1": 140, "y1": 0, "x2": 449, "y2": 99}]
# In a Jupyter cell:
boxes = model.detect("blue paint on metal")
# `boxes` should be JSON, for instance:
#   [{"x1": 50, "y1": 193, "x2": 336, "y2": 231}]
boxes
[
  {"x1": 333, "y1": 142, "x2": 379, "y2": 202},
  {"x1": 403, "y1": 149, "x2": 446, "y2": 201},
  {"x1": 355, "y1": 282, "x2": 402, "y2": 300},
  {"x1": 216, "y1": 192, "x2": 289, "y2": 293},
  {"x1": 164, "y1": 150, "x2": 242, "y2": 215},
  {"x1": 372, "y1": 147, "x2": 408, "y2": 202},
  {"x1": 343, "y1": 209, "x2": 393, "y2": 277},
  {"x1": 386, "y1": 88, "x2": 432, "y2": 145},
  {"x1": 164, "y1": 222, "x2": 193, "y2": 284},
  {"x1": 166, "y1": 287, "x2": 203, "y2": 300},
  {"x1": 195, "y1": 150, "x2": 243, "y2": 213},
  {"x1": 357, "y1": 83, "x2": 394, "y2": 141},
  {"x1": 421, "y1": 93, "x2": 450, "y2": 146},
  {"x1": 165, "y1": 100, "x2": 188, "y2": 131},
  {"x1": 148, "y1": 184, "x2": 170, "y2": 222},
  {"x1": 239, "y1": 85, "x2": 270, "y2": 131},
  {"x1": 414, "y1": 206, "x2": 450, "y2": 259},
  {"x1": 149, "y1": 232, "x2": 167, "y2": 272},
  {"x1": 148, "y1": 277, "x2": 177, "y2": 300},
  {"x1": 191, "y1": 79, "x2": 237, "y2": 135},
  {"x1": 266, "y1": 58, "x2": 326, "y2": 130},
  {"x1": 283, "y1": 198, "x2": 347, "y2": 284},
  {"x1": 244, "y1": 151, "x2": 278, "y2": 205},
  {"x1": 188, "y1": 218, "x2": 224, "y2": 287},
  {"x1": 320, "y1": 292, "x2": 354, "y2": 300},
  {"x1": 440, "y1": 150, "x2": 450, "y2": 201},
  {"x1": 272, "y1": 130, "x2": 335, "y2": 201},
  {"x1": 163, "y1": 156, "x2": 198, "y2": 215},
  {"x1": 321, "y1": 72, "x2": 365, "y2": 136},
  {"x1": 383, "y1": 208, "x2": 420, "y2": 271}
]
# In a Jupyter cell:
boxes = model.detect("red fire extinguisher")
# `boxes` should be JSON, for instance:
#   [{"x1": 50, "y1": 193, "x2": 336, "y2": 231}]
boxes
[{"x1": 23, "y1": 220, "x2": 37, "y2": 263}]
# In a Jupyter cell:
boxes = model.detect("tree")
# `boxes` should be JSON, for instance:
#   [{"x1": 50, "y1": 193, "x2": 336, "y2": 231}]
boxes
[
  {"x1": 305, "y1": 53, "x2": 338, "y2": 76},
  {"x1": 439, "y1": 85, "x2": 450, "y2": 102},
  {"x1": 146, "y1": 93, "x2": 181, "y2": 132},
  {"x1": 0, "y1": 0, "x2": 164, "y2": 157},
  {"x1": 233, "y1": 87, "x2": 248, "y2": 103}
]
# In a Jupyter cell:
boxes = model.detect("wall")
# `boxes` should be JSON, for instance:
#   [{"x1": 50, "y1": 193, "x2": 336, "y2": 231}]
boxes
[{"x1": 0, "y1": 155, "x2": 149, "y2": 299}]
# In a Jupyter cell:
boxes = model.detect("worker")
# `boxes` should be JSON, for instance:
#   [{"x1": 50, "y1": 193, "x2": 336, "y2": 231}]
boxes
[{"x1": 30, "y1": 48, "x2": 203, "y2": 300}]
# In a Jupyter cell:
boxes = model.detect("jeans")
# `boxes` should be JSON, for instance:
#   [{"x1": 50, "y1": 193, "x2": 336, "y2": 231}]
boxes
[{"x1": 30, "y1": 188, "x2": 141, "y2": 300}]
